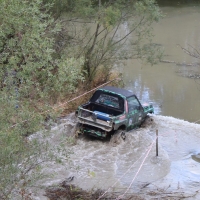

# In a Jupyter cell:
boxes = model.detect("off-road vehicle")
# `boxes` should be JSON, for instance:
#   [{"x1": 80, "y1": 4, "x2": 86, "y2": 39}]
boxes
[{"x1": 75, "y1": 86, "x2": 154, "y2": 138}]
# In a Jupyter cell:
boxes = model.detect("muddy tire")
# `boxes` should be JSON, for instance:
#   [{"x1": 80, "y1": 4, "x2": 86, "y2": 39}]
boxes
[
  {"x1": 115, "y1": 129, "x2": 126, "y2": 139},
  {"x1": 110, "y1": 129, "x2": 126, "y2": 146},
  {"x1": 140, "y1": 116, "x2": 154, "y2": 128}
]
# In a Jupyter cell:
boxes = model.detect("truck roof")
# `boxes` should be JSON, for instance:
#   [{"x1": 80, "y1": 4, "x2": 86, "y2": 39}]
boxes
[{"x1": 98, "y1": 86, "x2": 135, "y2": 98}]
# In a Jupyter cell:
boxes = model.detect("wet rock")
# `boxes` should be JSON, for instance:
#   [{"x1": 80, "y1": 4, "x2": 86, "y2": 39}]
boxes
[
  {"x1": 60, "y1": 176, "x2": 74, "y2": 187},
  {"x1": 191, "y1": 153, "x2": 200, "y2": 163}
]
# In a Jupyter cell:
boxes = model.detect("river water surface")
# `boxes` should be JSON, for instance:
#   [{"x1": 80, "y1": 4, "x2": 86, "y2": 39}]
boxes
[
  {"x1": 122, "y1": 3, "x2": 200, "y2": 123},
  {"x1": 32, "y1": 114, "x2": 200, "y2": 200},
  {"x1": 31, "y1": 2, "x2": 200, "y2": 200}
]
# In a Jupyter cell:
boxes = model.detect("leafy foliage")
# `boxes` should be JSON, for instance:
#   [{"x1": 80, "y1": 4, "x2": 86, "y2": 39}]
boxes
[
  {"x1": 0, "y1": 0, "x2": 84, "y2": 198},
  {"x1": 54, "y1": 0, "x2": 163, "y2": 81},
  {"x1": 0, "y1": 0, "x2": 163, "y2": 198},
  {"x1": 0, "y1": 0, "x2": 84, "y2": 98}
]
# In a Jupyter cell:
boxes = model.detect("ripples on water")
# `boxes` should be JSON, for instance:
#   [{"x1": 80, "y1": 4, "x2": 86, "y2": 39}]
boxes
[
  {"x1": 121, "y1": 5, "x2": 200, "y2": 123},
  {"x1": 33, "y1": 114, "x2": 200, "y2": 199}
]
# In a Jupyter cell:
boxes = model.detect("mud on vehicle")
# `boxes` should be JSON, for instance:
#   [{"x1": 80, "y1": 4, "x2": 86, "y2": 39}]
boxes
[{"x1": 75, "y1": 86, "x2": 154, "y2": 139}]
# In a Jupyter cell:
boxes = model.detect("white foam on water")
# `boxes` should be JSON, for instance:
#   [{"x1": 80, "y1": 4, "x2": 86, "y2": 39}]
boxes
[{"x1": 30, "y1": 114, "x2": 200, "y2": 199}]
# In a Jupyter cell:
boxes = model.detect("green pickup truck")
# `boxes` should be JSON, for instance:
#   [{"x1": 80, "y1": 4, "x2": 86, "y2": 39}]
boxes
[{"x1": 75, "y1": 86, "x2": 154, "y2": 138}]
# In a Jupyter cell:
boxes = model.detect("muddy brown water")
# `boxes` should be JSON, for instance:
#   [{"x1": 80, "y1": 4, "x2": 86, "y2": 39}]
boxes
[
  {"x1": 30, "y1": 114, "x2": 200, "y2": 200},
  {"x1": 122, "y1": 5, "x2": 200, "y2": 123}
]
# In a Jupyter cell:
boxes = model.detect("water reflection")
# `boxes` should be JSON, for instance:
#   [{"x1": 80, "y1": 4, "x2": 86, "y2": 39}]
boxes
[
  {"x1": 122, "y1": 5, "x2": 200, "y2": 123},
  {"x1": 126, "y1": 78, "x2": 162, "y2": 115}
]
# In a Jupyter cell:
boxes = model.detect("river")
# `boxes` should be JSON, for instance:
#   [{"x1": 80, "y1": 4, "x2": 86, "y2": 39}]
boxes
[
  {"x1": 32, "y1": 113, "x2": 200, "y2": 200},
  {"x1": 30, "y1": 2, "x2": 200, "y2": 200},
  {"x1": 122, "y1": 1, "x2": 200, "y2": 123}
]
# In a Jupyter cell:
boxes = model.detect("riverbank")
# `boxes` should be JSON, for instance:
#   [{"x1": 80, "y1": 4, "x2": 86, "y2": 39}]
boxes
[{"x1": 29, "y1": 113, "x2": 200, "y2": 200}]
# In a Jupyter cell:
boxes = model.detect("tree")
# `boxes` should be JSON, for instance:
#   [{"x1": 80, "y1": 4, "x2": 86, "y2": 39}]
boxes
[
  {"x1": 0, "y1": 0, "x2": 83, "y2": 198},
  {"x1": 55, "y1": 0, "x2": 163, "y2": 82}
]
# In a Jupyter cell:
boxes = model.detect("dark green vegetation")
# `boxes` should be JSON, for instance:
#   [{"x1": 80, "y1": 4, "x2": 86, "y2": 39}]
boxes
[
  {"x1": 45, "y1": 0, "x2": 163, "y2": 81},
  {"x1": 0, "y1": 0, "x2": 82, "y2": 199},
  {"x1": 157, "y1": 0, "x2": 200, "y2": 6},
  {"x1": 0, "y1": 0, "x2": 161, "y2": 199}
]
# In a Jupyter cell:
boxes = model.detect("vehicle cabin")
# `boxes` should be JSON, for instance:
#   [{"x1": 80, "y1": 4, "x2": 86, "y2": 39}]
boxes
[{"x1": 75, "y1": 86, "x2": 154, "y2": 138}]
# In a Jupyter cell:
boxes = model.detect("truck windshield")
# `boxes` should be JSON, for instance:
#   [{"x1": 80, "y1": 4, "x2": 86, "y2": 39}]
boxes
[
  {"x1": 127, "y1": 96, "x2": 141, "y2": 113},
  {"x1": 95, "y1": 93, "x2": 120, "y2": 108},
  {"x1": 90, "y1": 91, "x2": 124, "y2": 111}
]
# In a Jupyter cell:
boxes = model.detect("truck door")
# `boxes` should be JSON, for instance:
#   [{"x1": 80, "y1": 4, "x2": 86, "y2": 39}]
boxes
[{"x1": 127, "y1": 95, "x2": 144, "y2": 130}]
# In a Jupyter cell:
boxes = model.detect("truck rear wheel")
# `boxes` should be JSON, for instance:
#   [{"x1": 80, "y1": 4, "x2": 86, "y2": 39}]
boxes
[
  {"x1": 115, "y1": 129, "x2": 126, "y2": 141},
  {"x1": 110, "y1": 129, "x2": 126, "y2": 146}
]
